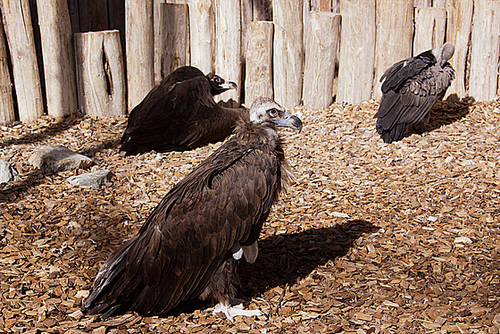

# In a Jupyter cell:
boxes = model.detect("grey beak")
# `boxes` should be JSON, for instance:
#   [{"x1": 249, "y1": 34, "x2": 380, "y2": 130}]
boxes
[{"x1": 273, "y1": 112, "x2": 303, "y2": 132}]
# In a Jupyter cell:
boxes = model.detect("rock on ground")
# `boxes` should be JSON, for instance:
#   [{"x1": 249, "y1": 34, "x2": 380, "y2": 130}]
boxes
[
  {"x1": 0, "y1": 160, "x2": 18, "y2": 183},
  {"x1": 66, "y1": 170, "x2": 113, "y2": 189},
  {"x1": 28, "y1": 145, "x2": 92, "y2": 174}
]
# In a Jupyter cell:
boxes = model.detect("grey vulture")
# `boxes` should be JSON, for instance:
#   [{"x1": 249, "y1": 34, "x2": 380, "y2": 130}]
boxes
[
  {"x1": 374, "y1": 42, "x2": 455, "y2": 143},
  {"x1": 82, "y1": 97, "x2": 303, "y2": 320},
  {"x1": 120, "y1": 66, "x2": 248, "y2": 156}
]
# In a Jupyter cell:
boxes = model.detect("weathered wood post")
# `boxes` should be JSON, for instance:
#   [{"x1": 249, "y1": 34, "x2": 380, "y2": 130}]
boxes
[
  {"x1": 469, "y1": 0, "x2": 500, "y2": 101},
  {"x1": 273, "y1": 0, "x2": 304, "y2": 108},
  {"x1": 126, "y1": 0, "x2": 154, "y2": 111},
  {"x1": 413, "y1": 7, "x2": 446, "y2": 55},
  {"x1": 37, "y1": 0, "x2": 78, "y2": 119},
  {"x1": 74, "y1": 30, "x2": 126, "y2": 117},
  {"x1": 245, "y1": 21, "x2": 273, "y2": 105},
  {"x1": 189, "y1": 0, "x2": 214, "y2": 75},
  {"x1": 372, "y1": 0, "x2": 413, "y2": 100},
  {"x1": 0, "y1": 0, "x2": 44, "y2": 123},
  {"x1": 154, "y1": 2, "x2": 190, "y2": 84},
  {"x1": 0, "y1": 17, "x2": 14, "y2": 125},
  {"x1": 215, "y1": 0, "x2": 242, "y2": 104},
  {"x1": 445, "y1": 0, "x2": 473, "y2": 99},
  {"x1": 337, "y1": 0, "x2": 376, "y2": 103},
  {"x1": 303, "y1": 12, "x2": 340, "y2": 109}
]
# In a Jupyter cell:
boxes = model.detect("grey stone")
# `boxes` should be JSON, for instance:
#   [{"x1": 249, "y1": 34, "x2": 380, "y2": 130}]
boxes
[
  {"x1": 0, "y1": 160, "x2": 18, "y2": 184},
  {"x1": 66, "y1": 170, "x2": 112, "y2": 189},
  {"x1": 29, "y1": 146, "x2": 92, "y2": 174}
]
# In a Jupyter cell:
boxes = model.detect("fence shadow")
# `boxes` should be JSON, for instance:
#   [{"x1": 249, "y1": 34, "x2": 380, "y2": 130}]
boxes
[
  {"x1": 403, "y1": 98, "x2": 473, "y2": 139},
  {"x1": 0, "y1": 113, "x2": 85, "y2": 149}
]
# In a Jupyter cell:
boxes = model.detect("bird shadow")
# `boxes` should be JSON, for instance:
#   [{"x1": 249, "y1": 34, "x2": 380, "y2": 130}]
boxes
[
  {"x1": 171, "y1": 219, "x2": 379, "y2": 316},
  {"x1": 238, "y1": 219, "x2": 379, "y2": 298},
  {"x1": 403, "y1": 97, "x2": 473, "y2": 139}
]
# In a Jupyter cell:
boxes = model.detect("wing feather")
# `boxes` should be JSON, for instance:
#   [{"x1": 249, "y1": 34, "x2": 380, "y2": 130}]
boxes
[{"x1": 83, "y1": 135, "x2": 281, "y2": 317}]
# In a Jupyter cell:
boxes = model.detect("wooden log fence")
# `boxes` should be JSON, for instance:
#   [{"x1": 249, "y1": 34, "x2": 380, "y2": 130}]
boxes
[
  {"x1": 0, "y1": 0, "x2": 500, "y2": 125},
  {"x1": 74, "y1": 30, "x2": 126, "y2": 117}
]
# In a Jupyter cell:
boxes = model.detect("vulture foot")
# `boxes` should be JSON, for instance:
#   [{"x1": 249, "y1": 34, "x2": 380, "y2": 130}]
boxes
[{"x1": 212, "y1": 300, "x2": 264, "y2": 322}]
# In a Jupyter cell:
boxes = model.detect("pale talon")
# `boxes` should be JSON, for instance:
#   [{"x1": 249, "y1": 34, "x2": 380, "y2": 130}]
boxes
[{"x1": 212, "y1": 302, "x2": 265, "y2": 322}]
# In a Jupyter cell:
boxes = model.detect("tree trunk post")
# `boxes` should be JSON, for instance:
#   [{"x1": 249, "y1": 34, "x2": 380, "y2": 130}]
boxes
[
  {"x1": 445, "y1": 0, "x2": 473, "y2": 100},
  {"x1": 273, "y1": 0, "x2": 304, "y2": 108},
  {"x1": 372, "y1": 0, "x2": 413, "y2": 100},
  {"x1": 188, "y1": 0, "x2": 214, "y2": 75},
  {"x1": 126, "y1": 0, "x2": 154, "y2": 111},
  {"x1": 74, "y1": 30, "x2": 126, "y2": 117},
  {"x1": 337, "y1": 0, "x2": 376, "y2": 103},
  {"x1": 154, "y1": 2, "x2": 190, "y2": 84},
  {"x1": 469, "y1": 0, "x2": 500, "y2": 101},
  {"x1": 37, "y1": 0, "x2": 78, "y2": 119},
  {"x1": 214, "y1": 0, "x2": 242, "y2": 104},
  {"x1": 0, "y1": 0, "x2": 44, "y2": 123},
  {"x1": 413, "y1": 7, "x2": 447, "y2": 56},
  {"x1": 245, "y1": 21, "x2": 273, "y2": 106},
  {"x1": 0, "y1": 17, "x2": 14, "y2": 125},
  {"x1": 303, "y1": 12, "x2": 340, "y2": 109}
]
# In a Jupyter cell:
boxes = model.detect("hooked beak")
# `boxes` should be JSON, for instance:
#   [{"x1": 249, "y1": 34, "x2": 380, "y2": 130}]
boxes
[
  {"x1": 273, "y1": 112, "x2": 303, "y2": 132},
  {"x1": 220, "y1": 81, "x2": 238, "y2": 90}
]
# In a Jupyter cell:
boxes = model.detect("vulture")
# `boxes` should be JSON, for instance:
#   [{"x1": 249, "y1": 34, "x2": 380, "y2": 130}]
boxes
[
  {"x1": 120, "y1": 66, "x2": 248, "y2": 156},
  {"x1": 374, "y1": 42, "x2": 455, "y2": 143},
  {"x1": 82, "y1": 97, "x2": 303, "y2": 320}
]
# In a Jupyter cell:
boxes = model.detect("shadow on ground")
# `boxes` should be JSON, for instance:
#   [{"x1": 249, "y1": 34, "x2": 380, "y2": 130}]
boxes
[{"x1": 403, "y1": 98, "x2": 473, "y2": 139}]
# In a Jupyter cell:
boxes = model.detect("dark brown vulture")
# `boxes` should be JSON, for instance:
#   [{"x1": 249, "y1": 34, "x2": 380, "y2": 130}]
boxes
[
  {"x1": 120, "y1": 66, "x2": 248, "y2": 156},
  {"x1": 374, "y1": 42, "x2": 455, "y2": 143},
  {"x1": 82, "y1": 97, "x2": 303, "y2": 320}
]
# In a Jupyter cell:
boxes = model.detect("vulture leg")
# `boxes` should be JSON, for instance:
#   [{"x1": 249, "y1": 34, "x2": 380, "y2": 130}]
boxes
[{"x1": 212, "y1": 300, "x2": 265, "y2": 322}]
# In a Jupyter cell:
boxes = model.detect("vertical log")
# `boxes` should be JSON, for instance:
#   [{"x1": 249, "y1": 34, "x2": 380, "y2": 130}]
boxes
[
  {"x1": 469, "y1": 0, "x2": 500, "y2": 101},
  {"x1": 337, "y1": 0, "x2": 375, "y2": 103},
  {"x1": 214, "y1": 0, "x2": 242, "y2": 103},
  {"x1": 413, "y1": 7, "x2": 446, "y2": 55},
  {"x1": 240, "y1": 0, "x2": 253, "y2": 58},
  {"x1": 0, "y1": 0, "x2": 44, "y2": 123},
  {"x1": 37, "y1": 0, "x2": 78, "y2": 119},
  {"x1": 254, "y1": 0, "x2": 272, "y2": 20},
  {"x1": 414, "y1": 0, "x2": 432, "y2": 7},
  {"x1": 74, "y1": 30, "x2": 126, "y2": 117},
  {"x1": 0, "y1": 17, "x2": 14, "y2": 124},
  {"x1": 188, "y1": 0, "x2": 214, "y2": 75},
  {"x1": 126, "y1": 0, "x2": 154, "y2": 110},
  {"x1": 433, "y1": 0, "x2": 446, "y2": 7},
  {"x1": 303, "y1": 12, "x2": 340, "y2": 108},
  {"x1": 154, "y1": 3, "x2": 190, "y2": 84},
  {"x1": 445, "y1": 0, "x2": 473, "y2": 99},
  {"x1": 372, "y1": 0, "x2": 413, "y2": 100},
  {"x1": 245, "y1": 21, "x2": 273, "y2": 105},
  {"x1": 273, "y1": 0, "x2": 304, "y2": 107}
]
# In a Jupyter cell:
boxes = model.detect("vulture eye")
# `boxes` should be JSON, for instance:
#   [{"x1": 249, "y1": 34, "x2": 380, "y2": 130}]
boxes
[
  {"x1": 267, "y1": 108, "x2": 279, "y2": 118},
  {"x1": 214, "y1": 77, "x2": 223, "y2": 84}
]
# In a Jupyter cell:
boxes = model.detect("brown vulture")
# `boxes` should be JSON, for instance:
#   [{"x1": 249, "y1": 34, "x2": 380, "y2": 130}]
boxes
[
  {"x1": 120, "y1": 66, "x2": 248, "y2": 156},
  {"x1": 374, "y1": 42, "x2": 455, "y2": 143},
  {"x1": 82, "y1": 97, "x2": 303, "y2": 320}
]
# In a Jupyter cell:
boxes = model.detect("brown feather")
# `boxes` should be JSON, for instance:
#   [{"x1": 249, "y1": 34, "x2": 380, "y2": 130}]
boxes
[
  {"x1": 120, "y1": 66, "x2": 248, "y2": 155},
  {"x1": 82, "y1": 98, "x2": 300, "y2": 318}
]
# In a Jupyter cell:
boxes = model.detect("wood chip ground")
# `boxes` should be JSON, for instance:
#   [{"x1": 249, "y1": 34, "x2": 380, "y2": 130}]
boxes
[{"x1": 0, "y1": 100, "x2": 499, "y2": 333}]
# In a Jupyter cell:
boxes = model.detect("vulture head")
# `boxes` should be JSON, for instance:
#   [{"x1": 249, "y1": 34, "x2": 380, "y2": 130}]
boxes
[
  {"x1": 206, "y1": 73, "x2": 238, "y2": 95},
  {"x1": 433, "y1": 42, "x2": 455, "y2": 67},
  {"x1": 249, "y1": 97, "x2": 303, "y2": 132}
]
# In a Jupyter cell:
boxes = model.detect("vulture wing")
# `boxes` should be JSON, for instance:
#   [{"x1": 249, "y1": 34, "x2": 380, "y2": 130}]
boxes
[
  {"x1": 83, "y1": 136, "x2": 282, "y2": 318},
  {"x1": 375, "y1": 49, "x2": 455, "y2": 143},
  {"x1": 120, "y1": 74, "x2": 246, "y2": 155}
]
